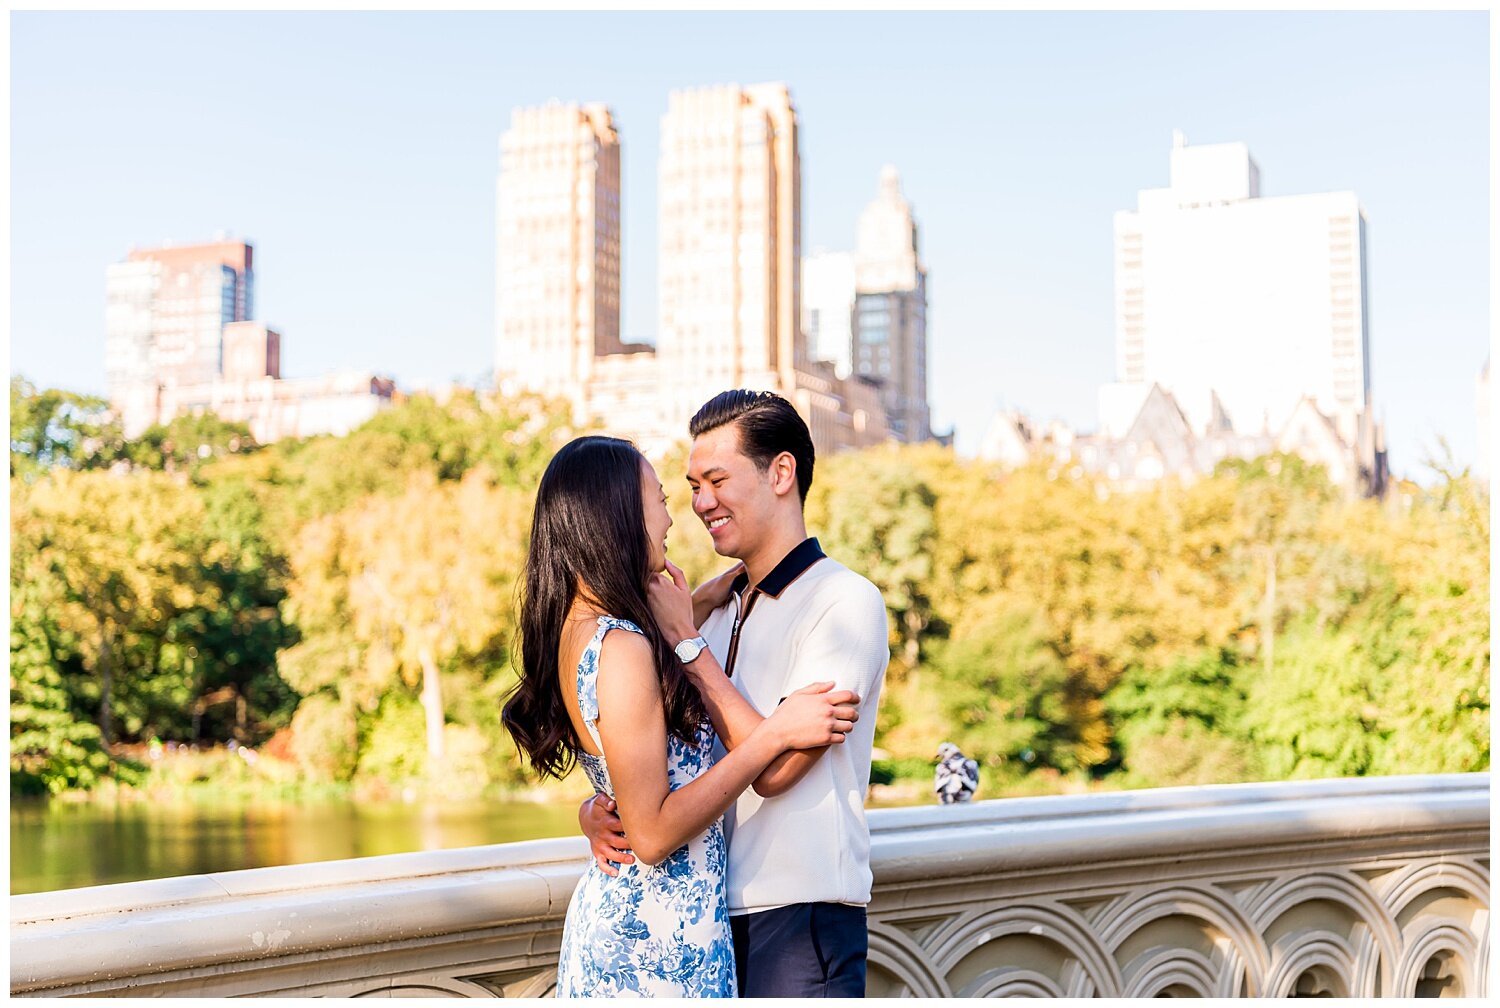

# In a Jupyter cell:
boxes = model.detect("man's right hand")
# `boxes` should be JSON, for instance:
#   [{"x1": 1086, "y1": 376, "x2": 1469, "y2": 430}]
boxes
[{"x1": 579, "y1": 792, "x2": 634, "y2": 875}]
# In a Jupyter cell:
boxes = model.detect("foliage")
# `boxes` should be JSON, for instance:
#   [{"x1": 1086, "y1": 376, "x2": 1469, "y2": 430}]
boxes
[
  {"x1": 871, "y1": 446, "x2": 1486, "y2": 786},
  {"x1": 286, "y1": 693, "x2": 359, "y2": 781},
  {"x1": 1104, "y1": 650, "x2": 1251, "y2": 787},
  {"x1": 354, "y1": 693, "x2": 431, "y2": 791},
  {"x1": 280, "y1": 468, "x2": 531, "y2": 781},
  {"x1": 10, "y1": 375, "x2": 126, "y2": 478},
  {"x1": 9, "y1": 577, "x2": 119, "y2": 794},
  {"x1": 808, "y1": 445, "x2": 939, "y2": 672},
  {"x1": 1106, "y1": 651, "x2": 1242, "y2": 747},
  {"x1": 190, "y1": 477, "x2": 302, "y2": 738},
  {"x1": 10, "y1": 468, "x2": 297, "y2": 755},
  {"x1": 9, "y1": 382, "x2": 1488, "y2": 801},
  {"x1": 258, "y1": 389, "x2": 574, "y2": 525},
  {"x1": 126, "y1": 411, "x2": 260, "y2": 477},
  {"x1": 926, "y1": 596, "x2": 1072, "y2": 772},
  {"x1": 1110, "y1": 719, "x2": 1253, "y2": 790}
]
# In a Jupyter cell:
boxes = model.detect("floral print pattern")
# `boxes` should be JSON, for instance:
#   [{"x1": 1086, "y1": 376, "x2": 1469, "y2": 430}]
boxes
[{"x1": 555, "y1": 616, "x2": 735, "y2": 998}]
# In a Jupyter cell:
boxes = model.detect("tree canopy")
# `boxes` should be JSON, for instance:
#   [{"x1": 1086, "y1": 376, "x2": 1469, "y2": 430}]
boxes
[{"x1": 10, "y1": 377, "x2": 1489, "y2": 799}]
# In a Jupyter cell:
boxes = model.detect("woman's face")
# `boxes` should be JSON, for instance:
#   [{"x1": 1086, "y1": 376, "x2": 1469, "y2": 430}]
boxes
[{"x1": 640, "y1": 455, "x2": 673, "y2": 575}]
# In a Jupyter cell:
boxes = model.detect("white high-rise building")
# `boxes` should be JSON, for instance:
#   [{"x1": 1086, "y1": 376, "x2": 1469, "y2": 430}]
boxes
[
  {"x1": 1107, "y1": 132, "x2": 1372, "y2": 448},
  {"x1": 104, "y1": 239, "x2": 394, "y2": 441},
  {"x1": 653, "y1": 83, "x2": 885, "y2": 455},
  {"x1": 853, "y1": 166, "x2": 930, "y2": 443},
  {"x1": 656, "y1": 82, "x2": 801, "y2": 429},
  {"x1": 104, "y1": 239, "x2": 254, "y2": 399},
  {"x1": 489, "y1": 84, "x2": 887, "y2": 459},
  {"x1": 494, "y1": 102, "x2": 623, "y2": 412},
  {"x1": 802, "y1": 250, "x2": 855, "y2": 378}
]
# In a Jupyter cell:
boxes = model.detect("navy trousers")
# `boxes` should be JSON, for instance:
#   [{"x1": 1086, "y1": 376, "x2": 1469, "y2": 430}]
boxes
[{"x1": 730, "y1": 902, "x2": 868, "y2": 997}]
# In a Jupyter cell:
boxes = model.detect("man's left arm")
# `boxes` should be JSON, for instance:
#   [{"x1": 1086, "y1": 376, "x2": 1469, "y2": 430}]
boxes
[{"x1": 751, "y1": 583, "x2": 889, "y2": 798}]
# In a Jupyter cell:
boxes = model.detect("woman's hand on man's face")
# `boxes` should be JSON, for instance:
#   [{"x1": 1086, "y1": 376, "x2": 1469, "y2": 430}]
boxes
[{"x1": 647, "y1": 559, "x2": 698, "y2": 642}]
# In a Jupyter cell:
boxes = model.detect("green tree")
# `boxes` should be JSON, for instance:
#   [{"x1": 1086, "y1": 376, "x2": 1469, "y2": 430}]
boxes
[
  {"x1": 924, "y1": 459, "x2": 1122, "y2": 770},
  {"x1": 13, "y1": 378, "x2": 1486, "y2": 801},
  {"x1": 173, "y1": 477, "x2": 300, "y2": 742},
  {"x1": 13, "y1": 471, "x2": 204, "y2": 744},
  {"x1": 1352, "y1": 469, "x2": 1488, "y2": 774},
  {"x1": 11, "y1": 469, "x2": 297, "y2": 751},
  {"x1": 1104, "y1": 650, "x2": 1251, "y2": 787},
  {"x1": 264, "y1": 389, "x2": 574, "y2": 525},
  {"x1": 1239, "y1": 622, "x2": 1385, "y2": 779},
  {"x1": 1215, "y1": 454, "x2": 1356, "y2": 670},
  {"x1": 126, "y1": 411, "x2": 259, "y2": 478},
  {"x1": 10, "y1": 375, "x2": 126, "y2": 478},
  {"x1": 807, "y1": 445, "x2": 938, "y2": 673},
  {"x1": 9, "y1": 573, "x2": 117, "y2": 794},
  {"x1": 927, "y1": 596, "x2": 1073, "y2": 773},
  {"x1": 280, "y1": 469, "x2": 531, "y2": 788}
]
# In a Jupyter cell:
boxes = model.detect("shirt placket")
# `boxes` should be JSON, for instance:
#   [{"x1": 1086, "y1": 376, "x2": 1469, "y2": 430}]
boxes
[{"x1": 723, "y1": 587, "x2": 763, "y2": 681}]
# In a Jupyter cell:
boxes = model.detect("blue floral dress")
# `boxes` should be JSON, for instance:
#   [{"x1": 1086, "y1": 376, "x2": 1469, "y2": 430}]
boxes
[{"x1": 555, "y1": 616, "x2": 736, "y2": 998}]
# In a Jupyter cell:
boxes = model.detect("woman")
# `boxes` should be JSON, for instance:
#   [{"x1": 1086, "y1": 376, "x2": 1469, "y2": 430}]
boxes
[{"x1": 501, "y1": 436, "x2": 855, "y2": 998}]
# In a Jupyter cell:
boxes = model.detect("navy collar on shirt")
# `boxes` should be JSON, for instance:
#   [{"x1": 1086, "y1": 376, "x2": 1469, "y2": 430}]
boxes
[{"x1": 730, "y1": 537, "x2": 827, "y2": 600}]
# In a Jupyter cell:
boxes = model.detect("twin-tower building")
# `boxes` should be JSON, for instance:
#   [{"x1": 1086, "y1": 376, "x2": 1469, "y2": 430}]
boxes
[{"x1": 493, "y1": 83, "x2": 931, "y2": 458}]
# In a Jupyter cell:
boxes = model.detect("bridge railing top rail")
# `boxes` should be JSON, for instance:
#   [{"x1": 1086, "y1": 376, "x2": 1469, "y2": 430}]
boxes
[{"x1": 13, "y1": 772, "x2": 1486, "y2": 929}]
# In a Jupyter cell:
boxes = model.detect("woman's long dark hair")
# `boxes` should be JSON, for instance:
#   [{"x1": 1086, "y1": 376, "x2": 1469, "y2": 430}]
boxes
[{"x1": 501, "y1": 435, "x2": 707, "y2": 780}]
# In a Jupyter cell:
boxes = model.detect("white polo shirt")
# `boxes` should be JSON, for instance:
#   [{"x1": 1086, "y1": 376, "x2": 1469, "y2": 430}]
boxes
[{"x1": 701, "y1": 538, "x2": 889, "y2": 916}]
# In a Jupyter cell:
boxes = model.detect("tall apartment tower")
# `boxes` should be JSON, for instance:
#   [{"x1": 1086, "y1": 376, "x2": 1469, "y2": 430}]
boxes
[
  {"x1": 656, "y1": 83, "x2": 802, "y2": 428},
  {"x1": 802, "y1": 250, "x2": 856, "y2": 379},
  {"x1": 494, "y1": 102, "x2": 623, "y2": 411},
  {"x1": 1108, "y1": 132, "x2": 1372, "y2": 446},
  {"x1": 853, "y1": 167, "x2": 931, "y2": 443},
  {"x1": 104, "y1": 238, "x2": 254, "y2": 397}
]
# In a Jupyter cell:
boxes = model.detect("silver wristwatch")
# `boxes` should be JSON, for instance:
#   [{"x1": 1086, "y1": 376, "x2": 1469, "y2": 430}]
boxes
[{"x1": 674, "y1": 636, "x2": 709, "y2": 664}]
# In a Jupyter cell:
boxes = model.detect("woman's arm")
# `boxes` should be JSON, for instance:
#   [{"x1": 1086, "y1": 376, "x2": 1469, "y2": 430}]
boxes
[
  {"x1": 648, "y1": 561, "x2": 860, "y2": 754},
  {"x1": 684, "y1": 653, "x2": 846, "y2": 799},
  {"x1": 593, "y1": 629, "x2": 850, "y2": 866},
  {"x1": 576, "y1": 643, "x2": 857, "y2": 859}
]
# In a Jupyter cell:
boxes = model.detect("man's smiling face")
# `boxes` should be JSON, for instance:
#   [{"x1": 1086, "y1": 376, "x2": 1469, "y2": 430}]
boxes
[{"x1": 686, "y1": 422, "x2": 776, "y2": 561}]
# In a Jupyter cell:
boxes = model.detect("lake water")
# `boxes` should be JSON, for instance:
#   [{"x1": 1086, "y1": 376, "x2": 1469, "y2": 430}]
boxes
[{"x1": 9, "y1": 795, "x2": 588, "y2": 895}]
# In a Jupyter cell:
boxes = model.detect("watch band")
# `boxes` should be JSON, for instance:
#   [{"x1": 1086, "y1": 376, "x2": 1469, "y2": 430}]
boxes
[{"x1": 674, "y1": 635, "x2": 709, "y2": 663}]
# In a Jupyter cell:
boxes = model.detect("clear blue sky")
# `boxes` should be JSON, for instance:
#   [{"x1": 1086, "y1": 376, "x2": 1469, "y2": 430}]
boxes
[{"x1": 10, "y1": 11, "x2": 1489, "y2": 477}]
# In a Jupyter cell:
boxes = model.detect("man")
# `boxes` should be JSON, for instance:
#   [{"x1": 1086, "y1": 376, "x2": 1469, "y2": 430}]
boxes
[{"x1": 579, "y1": 389, "x2": 889, "y2": 997}]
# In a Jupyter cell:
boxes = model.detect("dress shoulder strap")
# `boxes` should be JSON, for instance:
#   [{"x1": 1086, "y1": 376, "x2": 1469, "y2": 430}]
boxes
[
  {"x1": 575, "y1": 615, "x2": 645, "y2": 752},
  {"x1": 597, "y1": 615, "x2": 644, "y2": 636}
]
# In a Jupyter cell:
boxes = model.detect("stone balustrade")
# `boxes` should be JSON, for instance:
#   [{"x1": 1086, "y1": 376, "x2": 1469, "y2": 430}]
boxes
[{"x1": 10, "y1": 773, "x2": 1488, "y2": 997}]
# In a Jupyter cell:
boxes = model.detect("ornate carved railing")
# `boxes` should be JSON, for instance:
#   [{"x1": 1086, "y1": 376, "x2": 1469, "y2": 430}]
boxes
[{"x1": 10, "y1": 773, "x2": 1488, "y2": 997}]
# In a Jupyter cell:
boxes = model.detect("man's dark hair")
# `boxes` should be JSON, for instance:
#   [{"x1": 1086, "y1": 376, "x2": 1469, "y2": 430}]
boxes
[{"x1": 689, "y1": 389, "x2": 815, "y2": 503}]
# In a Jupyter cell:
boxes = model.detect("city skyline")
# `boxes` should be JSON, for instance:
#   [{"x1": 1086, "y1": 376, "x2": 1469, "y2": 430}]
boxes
[
  {"x1": 493, "y1": 85, "x2": 892, "y2": 460},
  {"x1": 10, "y1": 11, "x2": 1489, "y2": 477}
]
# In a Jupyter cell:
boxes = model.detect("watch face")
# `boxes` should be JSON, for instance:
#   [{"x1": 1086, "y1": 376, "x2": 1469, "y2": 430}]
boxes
[{"x1": 676, "y1": 638, "x2": 703, "y2": 662}]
